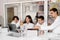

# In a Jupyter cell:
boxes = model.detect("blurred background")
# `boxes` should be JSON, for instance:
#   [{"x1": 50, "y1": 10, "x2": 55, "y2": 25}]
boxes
[{"x1": 0, "y1": 0, "x2": 60, "y2": 27}]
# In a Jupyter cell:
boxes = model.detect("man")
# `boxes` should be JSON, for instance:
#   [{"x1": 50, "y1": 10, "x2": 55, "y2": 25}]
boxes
[{"x1": 47, "y1": 8, "x2": 60, "y2": 33}]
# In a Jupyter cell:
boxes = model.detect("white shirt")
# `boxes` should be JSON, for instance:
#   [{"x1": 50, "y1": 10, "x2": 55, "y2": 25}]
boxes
[
  {"x1": 42, "y1": 16, "x2": 60, "y2": 34},
  {"x1": 24, "y1": 23, "x2": 34, "y2": 29},
  {"x1": 35, "y1": 22, "x2": 46, "y2": 30},
  {"x1": 11, "y1": 21, "x2": 20, "y2": 27}
]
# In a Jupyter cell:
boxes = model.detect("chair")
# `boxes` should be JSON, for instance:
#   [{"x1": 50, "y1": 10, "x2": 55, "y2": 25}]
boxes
[
  {"x1": 8, "y1": 24, "x2": 21, "y2": 37},
  {"x1": 8, "y1": 24, "x2": 17, "y2": 32}
]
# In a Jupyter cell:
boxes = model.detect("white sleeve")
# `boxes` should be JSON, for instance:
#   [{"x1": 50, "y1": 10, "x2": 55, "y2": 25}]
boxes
[
  {"x1": 35, "y1": 23, "x2": 40, "y2": 27},
  {"x1": 47, "y1": 18, "x2": 60, "y2": 30},
  {"x1": 40, "y1": 24, "x2": 48, "y2": 30}
]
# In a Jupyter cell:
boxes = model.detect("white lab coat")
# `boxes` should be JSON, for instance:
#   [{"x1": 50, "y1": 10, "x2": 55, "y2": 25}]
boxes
[
  {"x1": 23, "y1": 23, "x2": 34, "y2": 34},
  {"x1": 11, "y1": 21, "x2": 20, "y2": 28},
  {"x1": 35, "y1": 22, "x2": 46, "y2": 30},
  {"x1": 47, "y1": 16, "x2": 60, "y2": 34},
  {"x1": 24, "y1": 23, "x2": 34, "y2": 29}
]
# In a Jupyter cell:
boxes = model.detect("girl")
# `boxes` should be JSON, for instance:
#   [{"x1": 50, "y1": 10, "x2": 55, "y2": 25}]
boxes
[{"x1": 24, "y1": 15, "x2": 34, "y2": 29}]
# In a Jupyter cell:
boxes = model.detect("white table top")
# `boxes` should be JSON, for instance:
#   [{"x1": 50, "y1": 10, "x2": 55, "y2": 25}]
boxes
[{"x1": 0, "y1": 28, "x2": 60, "y2": 40}]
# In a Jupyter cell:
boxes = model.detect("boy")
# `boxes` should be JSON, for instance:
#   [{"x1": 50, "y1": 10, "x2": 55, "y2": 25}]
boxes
[{"x1": 34, "y1": 16, "x2": 45, "y2": 35}]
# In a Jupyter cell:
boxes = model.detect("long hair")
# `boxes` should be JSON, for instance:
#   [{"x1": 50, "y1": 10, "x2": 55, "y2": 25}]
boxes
[{"x1": 24, "y1": 15, "x2": 33, "y2": 23}]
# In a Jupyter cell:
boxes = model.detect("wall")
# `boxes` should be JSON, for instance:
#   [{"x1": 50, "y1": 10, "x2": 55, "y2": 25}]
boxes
[
  {"x1": 0, "y1": 0, "x2": 41, "y2": 26},
  {"x1": 0, "y1": 0, "x2": 20, "y2": 26}
]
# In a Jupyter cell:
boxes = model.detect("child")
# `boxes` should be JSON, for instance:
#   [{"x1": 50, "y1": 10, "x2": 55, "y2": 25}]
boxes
[
  {"x1": 34, "y1": 16, "x2": 45, "y2": 35},
  {"x1": 23, "y1": 15, "x2": 34, "y2": 29}
]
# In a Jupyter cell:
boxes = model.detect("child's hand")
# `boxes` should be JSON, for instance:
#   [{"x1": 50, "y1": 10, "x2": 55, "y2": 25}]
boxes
[
  {"x1": 20, "y1": 21, "x2": 23, "y2": 26},
  {"x1": 34, "y1": 26, "x2": 40, "y2": 29}
]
